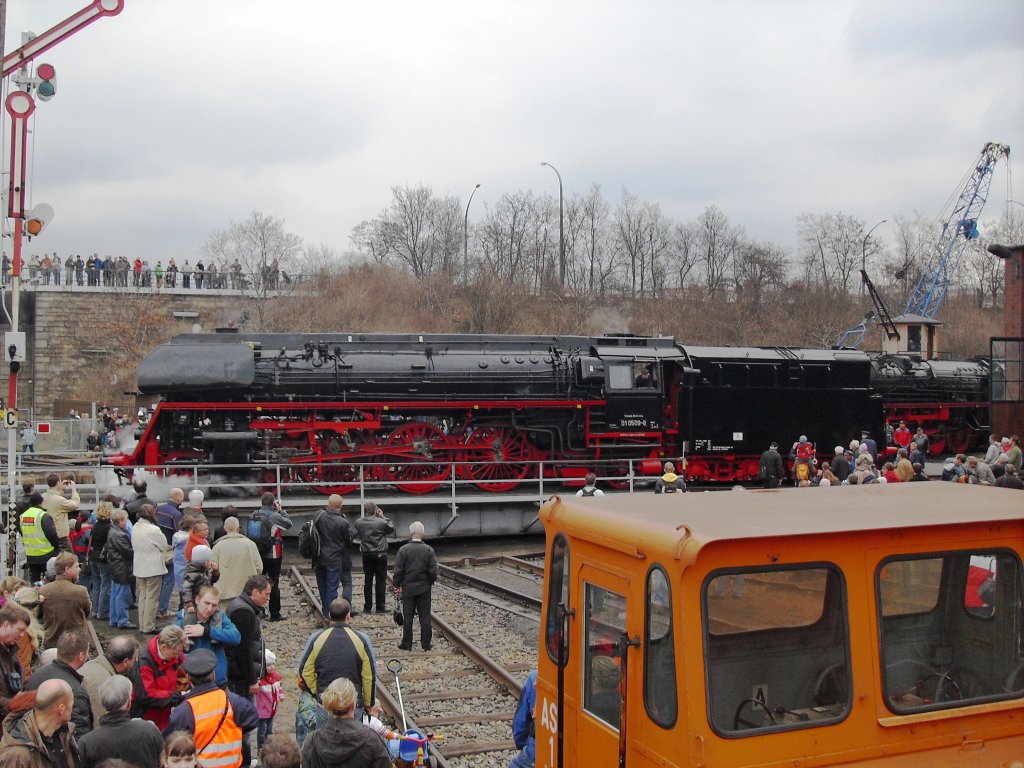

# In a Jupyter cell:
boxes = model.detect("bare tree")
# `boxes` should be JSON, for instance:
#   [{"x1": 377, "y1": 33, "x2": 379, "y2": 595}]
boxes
[
  {"x1": 349, "y1": 219, "x2": 389, "y2": 264},
  {"x1": 349, "y1": 186, "x2": 463, "y2": 280},
  {"x1": 296, "y1": 242, "x2": 341, "y2": 279},
  {"x1": 887, "y1": 213, "x2": 932, "y2": 300},
  {"x1": 962, "y1": 210, "x2": 1024, "y2": 308},
  {"x1": 478, "y1": 191, "x2": 539, "y2": 285},
  {"x1": 426, "y1": 194, "x2": 463, "y2": 280},
  {"x1": 574, "y1": 184, "x2": 615, "y2": 295},
  {"x1": 203, "y1": 211, "x2": 303, "y2": 328},
  {"x1": 612, "y1": 191, "x2": 670, "y2": 298},
  {"x1": 734, "y1": 240, "x2": 789, "y2": 310},
  {"x1": 613, "y1": 191, "x2": 644, "y2": 297},
  {"x1": 666, "y1": 221, "x2": 700, "y2": 290},
  {"x1": 694, "y1": 205, "x2": 742, "y2": 299},
  {"x1": 379, "y1": 184, "x2": 434, "y2": 278},
  {"x1": 796, "y1": 212, "x2": 865, "y2": 295}
]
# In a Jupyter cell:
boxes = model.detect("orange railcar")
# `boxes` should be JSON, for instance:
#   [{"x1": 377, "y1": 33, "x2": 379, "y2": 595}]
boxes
[{"x1": 536, "y1": 484, "x2": 1024, "y2": 767}]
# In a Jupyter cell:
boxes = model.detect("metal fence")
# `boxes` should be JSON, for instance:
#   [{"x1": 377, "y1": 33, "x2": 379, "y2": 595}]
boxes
[{"x1": 6, "y1": 455, "x2": 651, "y2": 511}]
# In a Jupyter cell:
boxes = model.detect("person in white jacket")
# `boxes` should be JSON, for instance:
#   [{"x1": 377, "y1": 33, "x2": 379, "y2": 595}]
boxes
[{"x1": 131, "y1": 505, "x2": 171, "y2": 634}]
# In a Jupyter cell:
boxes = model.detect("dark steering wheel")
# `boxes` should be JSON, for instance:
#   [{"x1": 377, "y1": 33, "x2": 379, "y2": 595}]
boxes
[{"x1": 732, "y1": 698, "x2": 777, "y2": 730}]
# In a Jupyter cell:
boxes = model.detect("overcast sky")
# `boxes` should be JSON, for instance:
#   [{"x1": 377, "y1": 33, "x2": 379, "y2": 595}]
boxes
[{"x1": 2, "y1": 0, "x2": 1022, "y2": 266}]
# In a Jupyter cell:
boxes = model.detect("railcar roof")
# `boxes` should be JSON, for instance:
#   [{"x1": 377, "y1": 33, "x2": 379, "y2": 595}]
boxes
[
  {"x1": 680, "y1": 345, "x2": 871, "y2": 363},
  {"x1": 540, "y1": 484, "x2": 1022, "y2": 558}
]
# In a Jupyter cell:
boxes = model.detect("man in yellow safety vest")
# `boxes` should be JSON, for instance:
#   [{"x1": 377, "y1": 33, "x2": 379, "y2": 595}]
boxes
[{"x1": 19, "y1": 492, "x2": 57, "y2": 584}]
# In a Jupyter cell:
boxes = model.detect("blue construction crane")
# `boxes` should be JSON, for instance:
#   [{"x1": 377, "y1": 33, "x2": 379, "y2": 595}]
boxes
[{"x1": 903, "y1": 141, "x2": 1010, "y2": 318}]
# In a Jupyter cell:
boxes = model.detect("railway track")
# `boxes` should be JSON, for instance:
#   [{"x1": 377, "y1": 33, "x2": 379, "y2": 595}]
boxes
[
  {"x1": 288, "y1": 562, "x2": 538, "y2": 767},
  {"x1": 437, "y1": 554, "x2": 545, "y2": 613}
]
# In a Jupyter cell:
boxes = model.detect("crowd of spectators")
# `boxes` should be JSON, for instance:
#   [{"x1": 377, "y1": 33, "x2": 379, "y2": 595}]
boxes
[
  {"x1": 2, "y1": 252, "x2": 293, "y2": 292},
  {"x1": 778, "y1": 429, "x2": 1023, "y2": 490},
  {"x1": 1, "y1": 481, "x2": 444, "y2": 768}
]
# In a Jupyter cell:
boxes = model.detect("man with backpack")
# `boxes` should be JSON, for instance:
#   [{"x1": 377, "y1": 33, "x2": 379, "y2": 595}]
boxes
[
  {"x1": 247, "y1": 493, "x2": 293, "y2": 622},
  {"x1": 575, "y1": 473, "x2": 604, "y2": 497}
]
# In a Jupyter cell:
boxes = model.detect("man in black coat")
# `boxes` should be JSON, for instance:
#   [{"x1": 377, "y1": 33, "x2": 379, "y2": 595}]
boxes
[
  {"x1": 758, "y1": 442, "x2": 785, "y2": 488},
  {"x1": 393, "y1": 521, "x2": 438, "y2": 651},
  {"x1": 757, "y1": 442, "x2": 786, "y2": 489},
  {"x1": 77, "y1": 674, "x2": 163, "y2": 768},
  {"x1": 226, "y1": 575, "x2": 270, "y2": 699},
  {"x1": 102, "y1": 509, "x2": 135, "y2": 629},
  {"x1": 123, "y1": 479, "x2": 152, "y2": 525},
  {"x1": 354, "y1": 502, "x2": 395, "y2": 614},
  {"x1": 25, "y1": 628, "x2": 93, "y2": 738},
  {"x1": 225, "y1": 577, "x2": 270, "y2": 767},
  {"x1": 312, "y1": 495, "x2": 357, "y2": 618}
]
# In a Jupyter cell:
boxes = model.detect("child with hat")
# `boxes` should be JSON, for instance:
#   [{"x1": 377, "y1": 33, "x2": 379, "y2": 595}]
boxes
[
  {"x1": 255, "y1": 649, "x2": 284, "y2": 751},
  {"x1": 180, "y1": 544, "x2": 219, "y2": 611}
]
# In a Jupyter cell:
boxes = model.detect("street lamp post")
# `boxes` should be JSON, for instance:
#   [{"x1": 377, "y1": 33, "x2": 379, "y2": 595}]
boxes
[
  {"x1": 463, "y1": 183, "x2": 481, "y2": 284},
  {"x1": 861, "y1": 219, "x2": 887, "y2": 299},
  {"x1": 541, "y1": 162, "x2": 565, "y2": 290}
]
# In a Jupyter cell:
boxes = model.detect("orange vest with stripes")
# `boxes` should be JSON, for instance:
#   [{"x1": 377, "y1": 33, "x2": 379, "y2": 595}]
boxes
[{"x1": 189, "y1": 688, "x2": 243, "y2": 768}]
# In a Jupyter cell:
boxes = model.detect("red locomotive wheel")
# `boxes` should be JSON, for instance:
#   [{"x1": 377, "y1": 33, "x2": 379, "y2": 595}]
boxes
[
  {"x1": 946, "y1": 428, "x2": 971, "y2": 456},
  {"x1": 294, "y1": 462, "x2": 361, "y2": 495},
  {"x1": 461, "y1": 426, "x2": 532, "y2": 492},
  {"x1": 382, "y1": 422, "x2": 451, "y2": 494}
]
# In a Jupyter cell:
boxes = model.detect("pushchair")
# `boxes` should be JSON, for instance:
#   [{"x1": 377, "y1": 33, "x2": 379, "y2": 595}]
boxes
[{"x1": 388, "y1": 658, "x2": 443, "y2": 767}]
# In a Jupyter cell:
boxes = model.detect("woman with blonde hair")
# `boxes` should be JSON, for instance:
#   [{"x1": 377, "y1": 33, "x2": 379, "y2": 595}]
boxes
[
  {"x1": 0, "y1": 576, "x2": 26, "y2": 605},
  {"x1": 90, "y1": 500, "x2": 115, "y2": 621},
  {"x1": 300, "y1": 677, "x2": 390, "y2": 768}
]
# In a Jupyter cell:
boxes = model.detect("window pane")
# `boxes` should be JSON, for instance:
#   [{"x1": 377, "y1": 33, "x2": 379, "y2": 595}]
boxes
[
  {"x1": 608, "y1": 364, "x2": 633, "y2": 390},
  {"x1": 545, "y1": 535, "x2": 570, "y2": 665},
  {"x1": 707, "y1": 569, "x2": 826, "y2": 635},
  {"x1": 584, "y1": 583, "x2": 624, "y2": 729},
  {"x1": 878, "y1": 558, "x2": 942, "y2": 616},
  {"x1": 645, "y1": 568, "x2": 677, "y2": 727},
  {"x1": 704, "y1": 566, "x2": 850, "y2": 735},
  {"x1": 878, "y1": 550, "x2": 1024, "y2": 713}
]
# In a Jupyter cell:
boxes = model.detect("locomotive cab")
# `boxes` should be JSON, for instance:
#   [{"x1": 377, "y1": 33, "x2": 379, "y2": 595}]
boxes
[{"x1": 537, "y1": 484, "x2": 1023, "y2": 768}]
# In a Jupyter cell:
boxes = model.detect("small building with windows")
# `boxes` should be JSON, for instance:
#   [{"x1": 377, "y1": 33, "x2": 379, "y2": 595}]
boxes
[{"x1": 881, "y1": 314, "x2": 942, "y2": 359}]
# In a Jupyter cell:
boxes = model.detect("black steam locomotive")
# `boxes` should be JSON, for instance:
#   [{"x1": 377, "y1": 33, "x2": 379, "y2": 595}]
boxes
[{"x1": 105, "y1": 331, "x2": 989, "y2": 492}]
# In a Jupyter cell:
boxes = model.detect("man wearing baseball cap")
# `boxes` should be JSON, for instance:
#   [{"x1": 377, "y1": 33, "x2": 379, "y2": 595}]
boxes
[{"x1": 165, "y1": 649, "x2": 258, "y2": 768}]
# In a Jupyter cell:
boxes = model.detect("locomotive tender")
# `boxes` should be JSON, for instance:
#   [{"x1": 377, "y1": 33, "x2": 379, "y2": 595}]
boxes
[{"x1": 105, "y1": 331, "x2": 989, "y2": 493}]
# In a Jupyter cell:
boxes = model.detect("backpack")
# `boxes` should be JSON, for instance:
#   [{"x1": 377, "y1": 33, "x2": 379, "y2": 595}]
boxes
[
  {"x1": 246, "y1": 511, "x2": 273, "y2": 555},
  {"x1": 298, "y1": 511, "x2": 323, "y2": 560},
  {"x1": 580, "y1": 487, "x2": 597, "y2": 497}
]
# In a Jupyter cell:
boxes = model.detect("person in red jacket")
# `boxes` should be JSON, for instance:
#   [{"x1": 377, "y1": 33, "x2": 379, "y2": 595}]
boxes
[
  {"x1": 790, "y1": 436, "x2": 816, "y2": 483},
  {"x1": 892, "y1": 421, "x2": 912, "y2": 450},
  {"x1": 131, "y1": 625, "x2": 187, "y2": 730},
  {"x1": 185, "y1": 517, "x2": 210, "y2": 563}
]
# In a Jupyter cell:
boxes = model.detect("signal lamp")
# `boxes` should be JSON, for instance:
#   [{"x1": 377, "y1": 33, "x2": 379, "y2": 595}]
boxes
[
  {"x1": 36, "y1": 63, "x2": 56, "y2": 101},
  {"x1": 25, "y1": 203, "x2": 54, "y2": 237}
]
